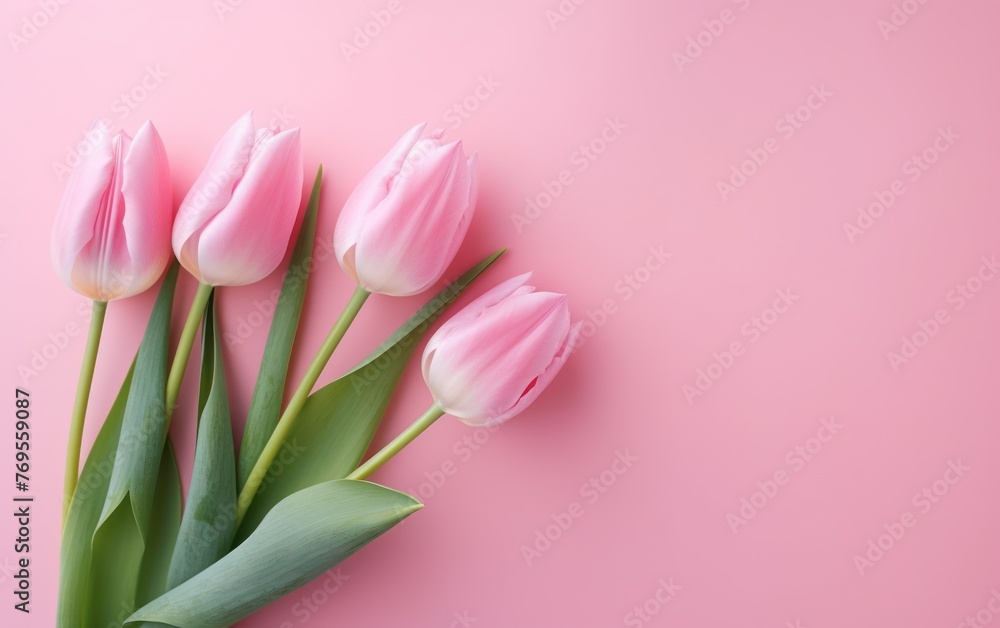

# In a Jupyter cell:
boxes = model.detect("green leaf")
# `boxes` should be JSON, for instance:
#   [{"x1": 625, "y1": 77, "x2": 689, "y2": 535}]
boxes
[
  {"x1": 58, "y1": 363, "x2": 134, "y2": 625},
  {"x1": 238, "y1": 166, "x2": 322, "y2": 491},
  {"x1": 166, "y1": 294, "x2": 238, "y2": 589},
  {"x1": 136, "y1": 440, "x2": 182, "y2": 606},
  {"x1": 86, "y1": 264, "x2": 179, "y2": 627},
  {"x1": 131, "y1": 441, "x2": 183, "y2": 628},
  {"x1": 58, "y1": 390, "x2": 183, "y2": 628},
  {"x1": 58, "y1": 268, "x2": 183, "y2": 626},
  {"x1": 127, "y1": 480, "x2": 421, "y2": 628},
  {"x1": 235, "y1": 250, "x2": 504, "y2": 540}
]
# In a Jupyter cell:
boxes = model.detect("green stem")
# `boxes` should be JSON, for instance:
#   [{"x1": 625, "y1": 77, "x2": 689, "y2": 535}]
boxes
[
  {"x1": 347, "y1": 404, "x2": 446, "y2": 481},
  {"x1": 235, "y1": 285, "x2": 370, "y2": 528},
  {"x1": 165, "y1": 282, "x2": 213, "y2": 422},
  {"x1": 63, "y1": 300, "x2": 107, "y2": 523}
]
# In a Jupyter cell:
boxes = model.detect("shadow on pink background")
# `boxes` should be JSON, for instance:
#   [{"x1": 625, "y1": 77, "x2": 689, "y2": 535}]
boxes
[{"x1": 2, "y1": 0, "x2": 1000, "y2": 626}]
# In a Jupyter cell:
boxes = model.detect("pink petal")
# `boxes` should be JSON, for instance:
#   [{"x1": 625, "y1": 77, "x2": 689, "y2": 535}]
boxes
[
  {"x1": 119, "y1": 120, "x2": 173, "y2": 298},
  {"x1": 421, "y1": 272, "x2": 533, "y2": 383},
  {"x1": 466, "y1": 153, "x2": 480, "y2": 211},
  {"x1": 426, "y1": 292, "x2": 571, "y2": 423},
  {"x1": 392, "y1": 132, "x2": 445, "y2": 188},
  {"x1": 70, "y1": 131, "x2": 133, "y2": 300},
  {"x1": 334, "y1": 122, "x2": 427, "y2": 277},
  {"x1": 489, "y1": 320, "x2": 582, "y2": 425},
  {"x1": 431, "y1": 152, "x2": 478, "y2": 288},
  {"x1": 173, "y1": 111, "x2": 256, "y2": 279},
  {"x1": 354, "y1": 140, "x2": 473, "y2": 296},
  {"x1": 195, "y1": 127, "x2": 303, "y2": 286},
  {"x1": 51, "y1": 120, "x2": 116, "y2": 295}
]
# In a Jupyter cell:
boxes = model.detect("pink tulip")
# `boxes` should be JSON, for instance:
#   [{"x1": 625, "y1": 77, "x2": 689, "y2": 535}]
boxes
[
  {"x1": 421, "y1": 274, "x2": 582, "y2": 426},
  {"x1": 51, "y1": 120, "x2": 172, "y2": 301},
  {"x1": 173, "y1": 111, "x2": 303, "y2": 286},
  {"x1": 334, "y1": 123, "x2": 478, "y2": 297}
]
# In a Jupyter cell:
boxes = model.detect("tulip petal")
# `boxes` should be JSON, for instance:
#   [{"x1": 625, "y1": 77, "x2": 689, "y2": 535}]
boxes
[
  {"x1": 334, "y1": 122, "x2": 427, "y2": 278},
  {"x1": 466, "y1": 154, "x2": 480, "y2": 210},
  {"x1": 432, "y1": 152, "x2": 478, "y2": 287},
  {"x1": 354, "y1": 141, "x2": 474, "y2": 296},
  {"x1": 421, "y1": 272, "x2": 532, "y2": 383},
  {"x1": 195, "y1": 127, "x2": 303, "y2": 286},
  {"x1": 426, "y1": 292, "x2": 571, "y2": 422},
  {"x1": 248, "y1": 127, "x2": 277, "y2": 163},
  {"x1": 119, "y1": 121, "x2": 172, "y2": 298},
  {"x1": 394, "y1": 133, "x2": 446, "y2": 186},
  {"x1": 51, "y1": 120, "x2": 116, "y2": 295},
  {"x1": 489, "y1": 320, "x2": 582, "y2": 424},
  {"x1": 70, "y1": 132, "x2": 132, "y2": 301},
  {"x1": 173, "y1": 111, "x2": 256, "y2": 280}
]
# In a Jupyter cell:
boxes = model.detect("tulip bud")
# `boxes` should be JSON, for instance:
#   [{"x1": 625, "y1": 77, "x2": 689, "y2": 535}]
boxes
[
  {"x1": 421, "y1": 274, "x2": 581, "y2": 426},
  {"x1": 51, "y1": 120, "x2": 172, "y2": 301},
  {"x1": 173, "y1": 111, "x2": 303, "y2": 286},
  {"x1": 334, "y1": 123, "x2": 478, "y2": 297}
]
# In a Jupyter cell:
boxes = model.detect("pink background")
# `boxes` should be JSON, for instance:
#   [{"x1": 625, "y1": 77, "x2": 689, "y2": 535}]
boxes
[{"x1": 2, "y1": 0, "x2": 1000, "y2": 626}]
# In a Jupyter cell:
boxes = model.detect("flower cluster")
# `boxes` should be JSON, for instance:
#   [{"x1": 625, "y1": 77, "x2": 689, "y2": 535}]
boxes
[{"x1": 54, "y1": 112, "x2": 581, "y2": 626}]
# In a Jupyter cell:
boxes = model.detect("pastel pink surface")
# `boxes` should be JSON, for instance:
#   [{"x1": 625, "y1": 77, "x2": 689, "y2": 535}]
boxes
[{"x1": 2, "y1": 1, "x2": 999, "y2": 627}]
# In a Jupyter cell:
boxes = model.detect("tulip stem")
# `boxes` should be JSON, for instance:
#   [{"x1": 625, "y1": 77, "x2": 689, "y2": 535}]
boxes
[
  {"x1": 235, "y1": 285, "x2": 371, "y2": 528},
  {"x1": 165, "y1": 282, "x2": 214, "y2": 422},
  {"x1": 347, "y1": 404, "x2": 446, "y2": 481},
  {"x1": 63, "y1": 300, "x2": 107, "y2": 524}
]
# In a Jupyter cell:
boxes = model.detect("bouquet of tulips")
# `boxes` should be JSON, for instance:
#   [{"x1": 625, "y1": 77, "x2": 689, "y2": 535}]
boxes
[{"x1": 54, "y1": 112, "x2": 580, "y2": 627}]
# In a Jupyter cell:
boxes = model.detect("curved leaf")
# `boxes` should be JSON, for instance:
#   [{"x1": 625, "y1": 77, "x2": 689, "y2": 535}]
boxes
[
  {"x1": 58, "y1": 364, "x2": 134, "y2": 625},
  {"x1": 100, "y1": 263, "x2": 178, "y2": 535},
  {"x1": 239, "y1": 166, "x2": 322, "y2": 490},
  {"x1": 127, "y1": 480, "x2": 421, "y2": 627},
  {"x1": 137, "y1": 440, "x2": 183, "y2": 604},
  {"x1": 87, "y1": 265, "x2": 178, "y2": 627},
  {"x1": 166, "y1": 294, "x2": 237, "y2": 589},
  {"x1": 133, "y1": 441, "x2": 183, "y2": 628},
  {"x1": 58, "y1": 377, "x2": 183, "y2": 628},
  {"x1": 235, "y1": 250, "x2": 503, "y2": 540},
  {"x1": 58, "y1": 267, "x2": 183, "y2": 626}
]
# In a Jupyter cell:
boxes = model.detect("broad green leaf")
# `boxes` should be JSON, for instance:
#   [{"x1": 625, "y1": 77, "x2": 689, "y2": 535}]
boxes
[
  {"x1": 133, "y1": 441, "x2": 183, "y2": 628},
  {"x1": 235, "y1": 250, "x2": 503, "y2": 540},
  {"x1": 238, "y1": 166, "x2": 322, "y2": 491},
  {"x1": 136, "y1": 440, "x2": 182, "y2": 605},
  {"x1": 58, "y1": 364, "x2": 134, "y2": 625},
  {"x1": 58, "y1": 384, "x2": 183, "y2": 628},
  {"x1": 166, "y1": 295, "x2": 238, "y2": 589},
  {"x1": 127, "y1": 480, "x2": 420, "y2": 627},
  {"x1": 58, "y1": 268, "x2": 183, "y2": 626},
  {"x1": 87, "y1": 264, "x2": 178, "y2": 627}
]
